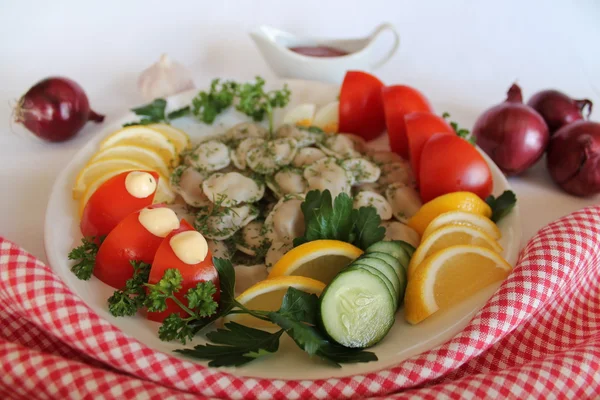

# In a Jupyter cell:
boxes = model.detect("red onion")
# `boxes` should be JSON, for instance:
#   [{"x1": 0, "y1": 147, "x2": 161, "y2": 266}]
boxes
[
  {"x1": 473, "y1": 84, "x2": 549, "y2": 175},
  {"x1": 14, "y1": 77, "x2": 104, "y2": 142},
  {"x1": 546, "y1": 120, "x2": 600, "y2": 197},
  {"x1": 528, "y1": 90, "x2": 593, "y2": 135}
]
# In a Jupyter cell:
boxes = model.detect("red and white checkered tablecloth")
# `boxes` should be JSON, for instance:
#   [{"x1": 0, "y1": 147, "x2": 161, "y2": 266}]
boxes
[{"x1": 1, "y1": 206, "x2": 599, "y2": 399}]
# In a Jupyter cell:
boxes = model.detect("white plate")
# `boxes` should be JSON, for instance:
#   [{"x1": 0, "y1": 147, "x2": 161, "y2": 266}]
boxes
[{"x1": 44, "y1": 79, "x2": 521, "y2": 380}]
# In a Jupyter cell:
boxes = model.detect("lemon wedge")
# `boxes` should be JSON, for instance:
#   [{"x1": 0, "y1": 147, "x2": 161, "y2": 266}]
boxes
[
  {"x1": 408, "y1": 225, "x2": 503, "y2": 278},
  {"x1": 404, "y1": 245, "x2": 512, "y2": 324},
  {"x1": 148, "y1": 123, "x2": 190, "y2": 153},
  {"x1": 99, "y1": 126, "x2": 178, "y2": 164},
  {"x1": 407, "y1": 192, "x2": 492, "y2": 235},
  {"x1": 89, "y1": 144, "x2": 171, "y2": 177},
  {"x1": 225, "y1": 276, "x2": 326, "y2": 328},
  {"x1": 422, "y1": 210, "x2": 502, "y2": 241},
  {"x1": 267, "y1": 240, "x2": 363, "y2": 284}
]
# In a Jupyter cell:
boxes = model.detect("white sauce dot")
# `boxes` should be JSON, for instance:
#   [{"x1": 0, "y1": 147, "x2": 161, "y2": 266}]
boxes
[
  {"x1": 138, "y1": 207, "x2": 180, "y2": 238},
  {"x1": 170, "y1": 230, "x2": 209, "y2": 265},
  {"x1": 125, "y1": 171, "x2": 157, "y2": 198}
]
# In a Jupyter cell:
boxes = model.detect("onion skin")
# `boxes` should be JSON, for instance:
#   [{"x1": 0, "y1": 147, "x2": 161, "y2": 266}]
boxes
[
  {"x1": 528, "y1": 90, "x2": 593, "y2": 135},
  {"x1": 15, "y1": 77, "x2": 104, "y2": 142},
  {"x1": 473, "y1": 84, "x2": 549, "y2": 176},
  {"x1": 546, "y1": 120, "x2": 600, "y2": 197}
]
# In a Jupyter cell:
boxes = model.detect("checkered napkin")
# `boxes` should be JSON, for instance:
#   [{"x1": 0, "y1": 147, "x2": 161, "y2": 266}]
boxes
[{"x1": 1, "y1": 206, "x2": 599, "y2": 399}]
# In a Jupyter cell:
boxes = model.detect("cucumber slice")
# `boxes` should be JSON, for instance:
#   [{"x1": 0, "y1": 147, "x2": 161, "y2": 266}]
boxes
[
  {"x1": 354, "y1": 255, "x2": 401, "y2": 298},
  {"x1": 366, "y1": 240, "x2": 411, "y2": 273},
  {"x1": 395, "y1": 240, "x2": 416, "y2": 258},
  {"x1": 319, "y1": 269, "x2": 396, "y2": 348},
  {"x1": 361, "y1": 252, "x2": 406, "y2": 302},
  {"x1": 348, "y1": 264, "x2": 398, "y2": 308}
]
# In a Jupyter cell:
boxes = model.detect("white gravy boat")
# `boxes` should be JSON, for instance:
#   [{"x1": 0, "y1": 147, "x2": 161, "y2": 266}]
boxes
[{"x1": 250, "y1": 23, "x2": 400, "y2": 84}]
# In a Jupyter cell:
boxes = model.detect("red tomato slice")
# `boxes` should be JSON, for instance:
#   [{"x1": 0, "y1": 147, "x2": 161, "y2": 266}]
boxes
[
  {"x1": 80, "y1": 170, "x2": 159, "y2": 240},
  {"x1": 419, "y1": 134, "x2": 493, "y2": 203},
  {"x1": 94, "y1": 204, "x2": 172, "y2": 289},
  {"x1": 338, "y1": 71, "x2": 386, "y2": 141},
  {"x1": 382, "y1": 85, "x2": 432, "y2": 158},
  {"x1": 405, "y1": 112, "x2": 455, "y2": 183},
  {"x1": 146, "y1": 220, "x2": 220, "y2": 323}
]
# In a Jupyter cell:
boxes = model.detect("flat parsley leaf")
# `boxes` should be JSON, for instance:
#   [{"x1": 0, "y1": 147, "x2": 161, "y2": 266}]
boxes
[
  {"x1": 107, "y1": 260, "x2": 151, "y2": 317},
  {"x1": 175, "y1": 322, "x2": 284, "y2": 367},
  {"x1": 68, "y1": 237, "x2": 100, "y2": 280},
  {"x1": 294, "y1": 190, "x2": 384, "y2": 250},
  {"x1": 352, "y1": 206, "x2": 386, "y2": 250},
  {"x1": 123, "y1": 100, "x2": 190, "y2": 127},
  {"x1": 443, "y1": 112, "x2": 477, "y2": 145},
  {"x1": 485, "y1": 190, "x2": 517, "y2": 223}
]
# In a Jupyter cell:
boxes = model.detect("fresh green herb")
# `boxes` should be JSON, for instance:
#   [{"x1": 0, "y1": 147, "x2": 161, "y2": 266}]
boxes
[
  {"x1": 443, "y1": 112, "x2": 476, "y2": 145},
  {"x1": 191, "y1": 79, "x2": 238, "y2": 124},
  {"x1": 68, "y1": 237, "x2": 101, "y2": 280},
  {"x1": 123, "y1": 99, "x2": 190, "y2": 127},
  {"x1": 485, "y1": 190, "x2": 517, "y2": 223},
  {"x1": 294, "y1": 190, "x2": 385, "y2": 250},
  {"x1": 107, "y1": 261, "x2": 151, "y2": 317},
  {"x1": 235, "y1": 76, "x2": 291, "y2": 134},
  {"x1": 145, "y1": 269, "x2": 219, "y2": 344}
]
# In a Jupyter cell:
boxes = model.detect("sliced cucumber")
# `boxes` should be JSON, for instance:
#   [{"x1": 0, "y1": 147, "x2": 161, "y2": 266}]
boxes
[
  {"x1": 354, "y1": 255, "x2": 401, "y2": 299},
  {"x1": 395, "y1": 240, "x2": 416, "y2": 258},
  {"x1": 319, "y1": 268, "x2": 396, "y2": 348},
  {"x1": 363, "y1": 252, "x2": 405, "y2": 282},
  {"x1": 366, "y1": 240, "x2": 411, "y2": 273},
  {"x1": 348, "y1": 264, "x2": 398, "y2": 308}
]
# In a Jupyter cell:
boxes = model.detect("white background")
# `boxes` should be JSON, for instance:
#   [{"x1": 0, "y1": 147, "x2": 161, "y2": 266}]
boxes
[{"x1": 1, "y1": 0, "x2": 599, "y2": 262}]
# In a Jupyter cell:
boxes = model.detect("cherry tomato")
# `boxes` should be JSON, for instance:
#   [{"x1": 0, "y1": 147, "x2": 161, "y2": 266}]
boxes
[
  {"x1": 338, "y1": 71, "x2": 386, "y2": 141},
  {"x1": 405, "y1": 112, "x2": 455, "y2": 183},
  {"x1": 80, "y1": 170, "x2": 159, "y2": 240},
  {"x1": 94, "y1": 204, "x2": 172, "y2": 289},
  {"x1": 146, "y1": 220, "x2": 220, "y2": 323},
  {"x1": 419, "y1": 134, "x2": 493, "y2": 203},
  {"x1": 382, "y1": 85, "x2": 432, "y2": 158}
]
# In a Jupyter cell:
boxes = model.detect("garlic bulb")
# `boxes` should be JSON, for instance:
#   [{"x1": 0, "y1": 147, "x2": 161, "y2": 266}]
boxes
[{"x1": 138, "y1": 54, "x2": 195, "y2": 101}]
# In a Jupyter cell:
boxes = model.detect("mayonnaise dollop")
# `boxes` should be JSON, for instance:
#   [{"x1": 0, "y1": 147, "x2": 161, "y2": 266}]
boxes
[
  {"x1": 125, "y1": 171, "x2": 157, "y2": 198},
  {"x1": 169, "y1": 230, "x2": 209, "y2": 265},
  {"x1": 138, "y1": 207, "x2": 180, "y2": 237}
]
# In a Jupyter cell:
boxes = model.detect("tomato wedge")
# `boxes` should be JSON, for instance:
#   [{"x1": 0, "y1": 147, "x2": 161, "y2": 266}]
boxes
[
  {"x1": 338, "y1": 71, "x2": 386, "y2": 141},
  {"x1": 419, "y1": 134, "x2": 493, "y2": 203},
  {"x1": 80, "y1": 170, "x2": 159, "y2": 240},
  {"x1": 382, "y1": 85, "x2": 432, "y2": 158},
  {"x1": 146, "y1": 220, "x2": 220, "y2": 323},
  {"x1": 405, "y1": 112, "x2": 455, "y2": 183},
  {"x1": 94, "y1": 204, "x2": 179, "y2": 289}
]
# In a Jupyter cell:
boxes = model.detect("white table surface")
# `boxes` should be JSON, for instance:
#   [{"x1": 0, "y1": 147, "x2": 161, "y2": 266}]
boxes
[{"x1": 1, "y1": 0, "x2": 599, "y2": 263}]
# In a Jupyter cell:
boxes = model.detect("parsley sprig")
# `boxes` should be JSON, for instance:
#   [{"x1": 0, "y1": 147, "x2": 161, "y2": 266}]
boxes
[
  {"x1": 442, "y1": 112, "x2": 476, "y2": 145},
  {"x1": 107, "y1": 261, "x2": 151, "y2": 317},
  {"x1": 123, "y1": 99, "x2": 191, "y2": 127},
  {"x1": 485, "y1": 190, "x2": 517, "y2": 223},
  {"x1": 235, "y1": 77, "x2": 291, "y2": 134},
  {"x1": 68, "y1": 237, "x2": 101, "y2": 280},
  {"x1": 191, "y1": 79, "x2": 238, "y2": 124},
  {"x1": 293, "y1": 190, "x2": 386, "y2": 250}
]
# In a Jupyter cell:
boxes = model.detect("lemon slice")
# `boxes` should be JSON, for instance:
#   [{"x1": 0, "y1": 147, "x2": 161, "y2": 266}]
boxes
[
  {"x1": 89, "y1": 144, "x2": 171, "y2": 177},
  {"x1": 408, "y1": 225, "x2": 503, "y2": 278},
  {"x1": 78, "y1": 168, "x2": 174, "y2": 217},
  {"x1": 225, "y1": 276, "x2": 326, "y2": 328},
  {"x1": 73, "y1": 158, "x2": 154, "y2": 199},
  {"x1": 148, "y1": 123, "x2": 190, "y2": 153},
  {"x1": 407, "y1": 192, "x2": 492, "y2": 236},
  {"x1": 267, "y1": 240, "x2": 363, "y2": 284},
  {"x1": 99, "y1": 126, "x2": 178, "y2": 164},
  {"x1": 422, "y1": 210, "x2": 502, "y2": 241},
  {"x1": 404, "y1": 245, "x2": 512, "y2": 324}
]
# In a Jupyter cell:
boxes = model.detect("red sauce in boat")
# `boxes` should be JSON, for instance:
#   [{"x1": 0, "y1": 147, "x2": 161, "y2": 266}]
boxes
[{"x1": 289, "y1": 46, "x2": 349, "y2": 57}]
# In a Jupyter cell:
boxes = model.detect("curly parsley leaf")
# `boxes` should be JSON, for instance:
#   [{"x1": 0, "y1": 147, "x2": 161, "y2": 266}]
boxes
[
  {"x1": 176, "y1": 322, "x2": 284, "y2": 367},
  {"x1": 158, "y1": 314, "x2": 196, "y2": 344},
  {"x1": 107, "y1": 260, "x2": 151, "y2": 317},
  {"x1": 191, "y1": 79, "x2": 238, "y2": 124},
  {"x1": 68, "y1": 237, "x2": 100, "y2": 280},
  {"x1": 294, "y1": 190, "x2": 384, "y2": 250},
  {"x1": 144, "y1": 269, "x2": 183, "y2": 313},
  {"x1": 485, "y1": 190, "x2": 517, "y2": 223},
  {"x1": 235, "y1": 76, "x2": 291, "y2": 133},
  {"x1": 352, "y1": 206, "x2": 386, "y2": 250},
  {"x1": 186, "y1": 282, "x2": 218, "y2": 317},
  {"x1": 443, "y1": 112, "x2": 476, "y2": 145}
]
